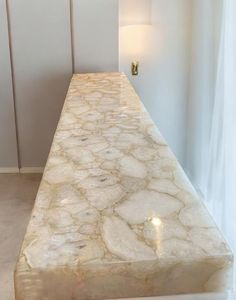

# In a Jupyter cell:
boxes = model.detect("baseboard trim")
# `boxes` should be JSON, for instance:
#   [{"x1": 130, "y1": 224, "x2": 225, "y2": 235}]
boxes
[
  {"x1": 0, "y1": 167, "x2": 20, "y2": 174},
  {"x1": 20, "y1": 167, "x2": 44, "y2": 174}
]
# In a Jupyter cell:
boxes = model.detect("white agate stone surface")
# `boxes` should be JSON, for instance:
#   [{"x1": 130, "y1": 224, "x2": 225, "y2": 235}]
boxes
[
  {"x1": 148, "y1": 179, "x2": 180, "y2": 195},
  {"x1": 119, "y1": 156, "x2": 147, "y2": 178},
  {"x1": 116, "y1": 190, "x2": 183, "y2": 224},
  {"x1": 102, "y1": 216, "x2": 156, "y2": 260},
  {"x1": 15, "y1": 73, "x2": 233, "y2": 300}
]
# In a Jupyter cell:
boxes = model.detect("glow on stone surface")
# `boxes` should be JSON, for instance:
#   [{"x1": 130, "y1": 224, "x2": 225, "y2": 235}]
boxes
[{"x1": 151, "y1": 217, "x2": 162, "y2": 227}]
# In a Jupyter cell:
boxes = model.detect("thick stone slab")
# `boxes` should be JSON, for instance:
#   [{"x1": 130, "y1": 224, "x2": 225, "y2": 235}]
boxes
[{"x1": 15, "y1": 73, "x2": 233, "y2": 300}]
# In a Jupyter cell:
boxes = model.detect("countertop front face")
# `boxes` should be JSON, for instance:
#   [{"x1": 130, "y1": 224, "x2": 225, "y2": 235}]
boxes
[{"x1": 15, "y1": 73, "x2": 233, "y2": 300}]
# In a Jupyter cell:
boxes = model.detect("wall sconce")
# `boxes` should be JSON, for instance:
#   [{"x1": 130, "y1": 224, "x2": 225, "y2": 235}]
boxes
[
  {"x1": 131, "y1": 61, "x2": 139, "y2": 76},
  {"x1": 119, "y1": 0, "x2": 152, "y2": 76}
]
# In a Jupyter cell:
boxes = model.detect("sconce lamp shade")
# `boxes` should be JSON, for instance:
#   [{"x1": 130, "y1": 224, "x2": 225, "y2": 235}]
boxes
[{"x1": 119, "y1": 0, "x2": 152, "y2": 26}]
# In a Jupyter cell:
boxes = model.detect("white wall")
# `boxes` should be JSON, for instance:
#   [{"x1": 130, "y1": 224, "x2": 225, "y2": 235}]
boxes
[
  {"x1": 0, "y1": 0, "x2": 18, "y2": 170},
  {"x1": 0, "y1": 0, "x2": 119, "y2": 170},
  {"x1": 0, "y1": 0, "x2": 221, "y2": 174},
  {"x1": 187, "y1": 0, "x2": 223, "y2": 191},
  {"x1": 8, "y1": 0, "x2": 73, "y2": 168},
  {"x1": 119, "y1": 0, "x2": 192, "y2": 167},
  {"x1": 73, "y1": 0, "x2": 119, "y2": 73}
]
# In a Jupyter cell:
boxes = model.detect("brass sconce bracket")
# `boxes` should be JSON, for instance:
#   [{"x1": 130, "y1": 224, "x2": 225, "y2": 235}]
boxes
[{"x1": 131, "y1": 61, "x2": 139, "y2": 76}]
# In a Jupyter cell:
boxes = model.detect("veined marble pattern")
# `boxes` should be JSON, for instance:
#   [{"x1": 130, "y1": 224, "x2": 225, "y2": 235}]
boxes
[{"x1": 15, "y1": 73, "x2": 233, "y2": 300}]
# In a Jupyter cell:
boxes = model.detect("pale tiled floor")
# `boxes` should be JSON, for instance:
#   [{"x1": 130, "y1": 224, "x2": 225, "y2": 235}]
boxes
[
  {"x1": 0, "y1": 174, "x2": 235, "y2": 300},
  {"x1": 0, "y1": 174, "x2": 42, "y2": 300},
  {"x1": 121, "y1": 293, "x2": 236, "y2": 300}
]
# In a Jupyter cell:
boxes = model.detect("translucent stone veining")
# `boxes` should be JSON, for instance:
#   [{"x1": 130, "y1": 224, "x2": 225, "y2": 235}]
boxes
[{"x1": 15, "y1": 73, "x2": 233, "y2": 300}]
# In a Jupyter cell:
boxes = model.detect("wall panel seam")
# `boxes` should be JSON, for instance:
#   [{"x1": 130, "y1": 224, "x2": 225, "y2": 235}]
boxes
[
  {"x1": 70, "y1": 0, "x2": 75, "y2": 74},
  {"x1": 5, "y1": 0, "x2": 21, "y2": 168}
]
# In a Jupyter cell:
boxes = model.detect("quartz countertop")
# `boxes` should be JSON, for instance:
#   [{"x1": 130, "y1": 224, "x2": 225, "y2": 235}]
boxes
[{"x1": 15, "y1": 73, "x2": 233, "y2": 300}]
